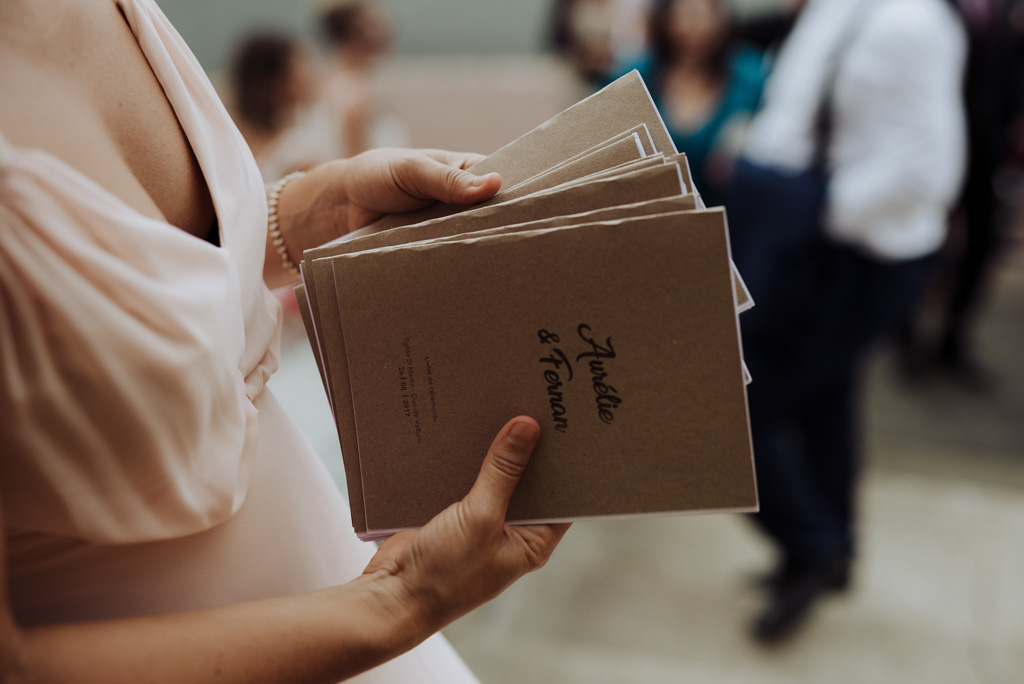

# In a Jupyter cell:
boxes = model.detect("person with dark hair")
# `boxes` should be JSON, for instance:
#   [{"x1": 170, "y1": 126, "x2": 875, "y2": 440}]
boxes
[
  {"x1": 230, "y1": 33, "x2": 340, "y2": 182},
  {"x1": 322, "y1": 2, "x2": 373, "y2": 47},
  {"x1": 627, "y1": 0, "x2": 766, "y2": 206},
  {"x1": 319, "y1": 0, "x2": 405, "y2": 157},
  {"x1": 233, "y1": 34, "x2": 301, "y2": 139}
]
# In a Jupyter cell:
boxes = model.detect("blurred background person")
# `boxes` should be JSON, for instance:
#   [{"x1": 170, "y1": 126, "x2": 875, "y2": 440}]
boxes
[
  {"x1": 898, "y1": 0, "x2": 1024, "y2": 391},
  {"x1": 625, "y1": 0, "x2": 767, "y2": 206},
  {"x1": 726, "y1": 0, "x2": 967, "y2": 643},
  {"x1": 319, "y1": 0, "x2": 409, "y2": 157},
  {"x1": 230, "y1": 32, "x2": 341, "y2": 182}
]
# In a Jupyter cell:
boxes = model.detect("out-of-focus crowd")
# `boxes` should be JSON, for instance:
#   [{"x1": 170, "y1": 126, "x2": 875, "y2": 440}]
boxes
[{"x1": 229, "y1": 0, "x2": 1024, "y2": 645}]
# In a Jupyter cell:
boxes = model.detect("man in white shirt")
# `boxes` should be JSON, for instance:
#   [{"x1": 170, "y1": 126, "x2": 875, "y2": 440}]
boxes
[{"x1": 727, "y1": 0, "x2": 967, "y2": 643}]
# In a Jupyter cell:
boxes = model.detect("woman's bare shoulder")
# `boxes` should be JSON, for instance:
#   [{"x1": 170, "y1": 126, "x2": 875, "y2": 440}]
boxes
[
  {"x1": 0, "y1": 0, "x2": 216, "y2": 235},
  {"x1": 0, "y1": 1, "x2": 144, "y2": 158}
]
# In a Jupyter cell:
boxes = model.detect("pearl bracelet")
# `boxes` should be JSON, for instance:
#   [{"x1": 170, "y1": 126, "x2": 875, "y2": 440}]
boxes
[{"x1": 267, "y1": 170, "x2": 307, "y2": 278}]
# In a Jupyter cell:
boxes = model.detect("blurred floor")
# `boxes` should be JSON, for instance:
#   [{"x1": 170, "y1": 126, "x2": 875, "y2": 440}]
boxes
[{"x1": 270, "y1": 242, "x2": 1024, "y2": 683}]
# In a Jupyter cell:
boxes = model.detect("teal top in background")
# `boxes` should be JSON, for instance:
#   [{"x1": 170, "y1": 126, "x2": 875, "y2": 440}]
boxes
[{"x1": 627, "y1": 48, "x2": 767, "y2": 208}]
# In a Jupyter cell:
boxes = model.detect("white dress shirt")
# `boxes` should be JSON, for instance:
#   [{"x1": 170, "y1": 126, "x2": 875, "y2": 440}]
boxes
[{"x1": 743, "y1": 0, "x2": 968, "y2": 261}]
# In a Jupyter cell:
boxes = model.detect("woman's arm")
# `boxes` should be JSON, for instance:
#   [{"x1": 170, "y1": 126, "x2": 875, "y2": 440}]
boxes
[
  {"x1": 2, "y1": 417, "x2": 567, "y2": 684},
  {"x1": 263, "y1": 148, "x2": 502, "y2": 289},
  {"x1": 4, "y1": 576, "x2": 415, "y2": 684}
]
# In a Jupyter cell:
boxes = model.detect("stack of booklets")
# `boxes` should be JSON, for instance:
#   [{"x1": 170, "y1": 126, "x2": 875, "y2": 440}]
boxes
[{"x1": 295, "y1": 71, "x2": 758, "y2": 541}]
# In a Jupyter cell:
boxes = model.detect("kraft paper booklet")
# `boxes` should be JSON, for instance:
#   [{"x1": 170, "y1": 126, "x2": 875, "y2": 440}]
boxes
[
  {"x1": 330, "y1": 207, "x2": 754, "y2": 538},
  {"x1": 332, "y1": 209, "x2": 756, "y2": 536},
  {"x1": 305, "y1": 178, "x2": 728, "y2": 531},
  {"x1": 310, "y1": 163, "x2": 696, "y2": 516},
  {"x1": 331, "y1": 208, "x2": 757, "y2": 540},
  {"x1": 292, "y1": 70, "x2": 757, "y2": 536}
]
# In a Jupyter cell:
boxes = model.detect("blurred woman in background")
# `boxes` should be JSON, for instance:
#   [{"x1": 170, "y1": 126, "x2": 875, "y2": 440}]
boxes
[
  {"x1": 632, "y1": 0, "x2": 767, "y2": 206},
  {"x1": 231, "y1": 33, "x2": 342, "y2": 182}
]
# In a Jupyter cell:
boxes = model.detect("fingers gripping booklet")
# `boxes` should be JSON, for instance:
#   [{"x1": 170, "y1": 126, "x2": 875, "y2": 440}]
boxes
[{"x1": 295, "y1": 71, "x2": 758, "y2": 539}]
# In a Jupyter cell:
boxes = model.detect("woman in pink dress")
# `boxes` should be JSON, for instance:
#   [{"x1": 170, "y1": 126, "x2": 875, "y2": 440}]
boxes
[{"x1": 0, "y1": 0, "x2": 568, "y2": 681}]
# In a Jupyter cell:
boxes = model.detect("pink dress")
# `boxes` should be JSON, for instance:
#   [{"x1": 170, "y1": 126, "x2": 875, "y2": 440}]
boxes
[{"x1": 0, "y1": 1, "x2": 477, "y2": 681}]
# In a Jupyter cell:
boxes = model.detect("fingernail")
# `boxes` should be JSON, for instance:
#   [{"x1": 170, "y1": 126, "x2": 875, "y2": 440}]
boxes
[
  {"x1": 508, "y1": 421, "x2": 539, "y2": 448},
  {"x1": 469, "y1": 174, "x2": 488, "y2": 188}
]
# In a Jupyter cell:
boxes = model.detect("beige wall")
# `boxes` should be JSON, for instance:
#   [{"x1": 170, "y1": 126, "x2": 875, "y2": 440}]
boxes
[{"x1": 159, "y1": 0, "x2": 555, "y2": 73}]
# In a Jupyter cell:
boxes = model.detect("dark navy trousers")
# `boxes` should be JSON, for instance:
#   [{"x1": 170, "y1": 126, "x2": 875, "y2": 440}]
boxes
[{"x1": 739, "y1": 240, "x2": 933, "y2": 564}]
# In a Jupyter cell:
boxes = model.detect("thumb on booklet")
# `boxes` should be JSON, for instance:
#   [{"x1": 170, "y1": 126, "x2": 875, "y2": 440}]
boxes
[
  {"x1": 467, "y1": 417, "x2": 540, "y2": 521},
  {"x1": 404, "y1": 154, "x2": 502, "y2": 205}
]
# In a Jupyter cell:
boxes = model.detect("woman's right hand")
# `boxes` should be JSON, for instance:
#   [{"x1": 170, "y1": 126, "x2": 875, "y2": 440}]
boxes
[{"x1": 361, "y1": 416, "x2": 571, "y2": 639}]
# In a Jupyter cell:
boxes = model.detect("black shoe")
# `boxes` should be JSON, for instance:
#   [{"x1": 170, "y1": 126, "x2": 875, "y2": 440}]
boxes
[{"x1": 751, "y1": 558, "x2": 850, "y2": 645}]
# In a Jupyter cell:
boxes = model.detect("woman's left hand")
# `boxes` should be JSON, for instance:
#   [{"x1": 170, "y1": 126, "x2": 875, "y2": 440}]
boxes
[
  {"x1": 329, "y1": 148, "x2": 502, "y2": 230},
  {"x1": 265, "y1": 148, "x2": 502, "y2": 288}
]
